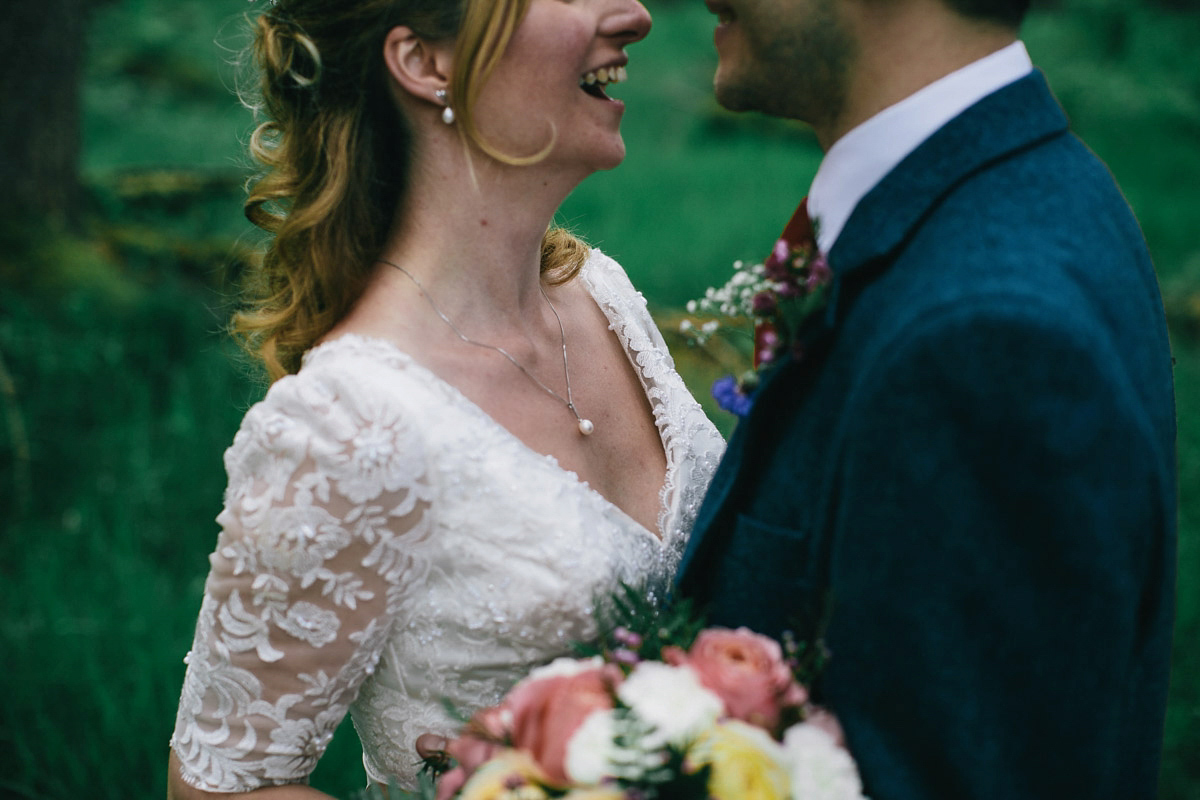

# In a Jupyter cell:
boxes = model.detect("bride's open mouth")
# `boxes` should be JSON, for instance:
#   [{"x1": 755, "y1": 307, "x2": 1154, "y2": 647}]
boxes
[{"x1": 579, "y1": 65, "x2": 628, "y2": 100}]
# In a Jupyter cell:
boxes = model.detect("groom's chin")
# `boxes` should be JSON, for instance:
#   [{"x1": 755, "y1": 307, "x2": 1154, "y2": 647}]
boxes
[
  {"x1": 711, "y1": 60, "x2": 778, "y2": 115},
  {"x1": 712, "y1": 76, "x2": 766, "y2": 115}
]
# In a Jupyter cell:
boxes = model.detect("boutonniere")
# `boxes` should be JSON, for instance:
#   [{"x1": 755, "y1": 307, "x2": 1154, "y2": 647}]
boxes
[{"x1": 681, "y1": 203, "x2": 831, "y2": 418}]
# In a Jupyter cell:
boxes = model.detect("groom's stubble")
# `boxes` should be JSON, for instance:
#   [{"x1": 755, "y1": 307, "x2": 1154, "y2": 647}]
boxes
[{"x1": 713, "y1": 0, "x2": 856, "y2": 138}]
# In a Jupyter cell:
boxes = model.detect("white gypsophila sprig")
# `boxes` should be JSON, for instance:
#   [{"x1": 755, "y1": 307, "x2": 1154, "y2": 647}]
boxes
[{"x1": 679, "y1": 260, "x2": 779, "y2": 345}]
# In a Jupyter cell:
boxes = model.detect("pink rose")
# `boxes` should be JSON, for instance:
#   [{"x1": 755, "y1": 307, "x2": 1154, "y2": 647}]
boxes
[
  {"x1": 505, "y1": 662, "x2": 623, "y2": 785},
  {"x1": 765, "y1": 238, "x2": 790, "y2": 272},
  {"x1": 435, "y1": 766, "x2": 469, "y2": 800},
  {"x1": 447, "y1": 728, "x2": 503, "y2": 773},
  {"x1": 435, "y1": 706, "x2": 511, "y2": 800},
  {"x1": 667, "y1": 627, "x2": 807, "y2": 731}
]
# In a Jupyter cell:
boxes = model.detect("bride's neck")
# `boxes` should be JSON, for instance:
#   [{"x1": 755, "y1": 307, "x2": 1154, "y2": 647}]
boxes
[{"x1": 377, "y1": 145, "x2": 584, "y2": 323}]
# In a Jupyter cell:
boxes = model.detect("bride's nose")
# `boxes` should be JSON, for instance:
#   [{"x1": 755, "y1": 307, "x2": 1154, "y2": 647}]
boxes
[{"x1": 601, "y1": 0, "x2": 652, "y2": 46}]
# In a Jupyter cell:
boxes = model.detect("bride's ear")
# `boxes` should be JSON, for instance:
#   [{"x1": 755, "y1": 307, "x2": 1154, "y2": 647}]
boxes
[{"x1": 382, "y1": 26, "x2": 454, "y2": 107}]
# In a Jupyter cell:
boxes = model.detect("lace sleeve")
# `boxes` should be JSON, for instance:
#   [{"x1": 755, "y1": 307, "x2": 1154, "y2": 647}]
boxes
[{"x1": 170, "y1": 369, "x2": 434, "y2": 792}]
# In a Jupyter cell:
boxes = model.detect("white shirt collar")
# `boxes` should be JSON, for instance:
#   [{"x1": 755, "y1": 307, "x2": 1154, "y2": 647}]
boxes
[{"x1": 807, "y1": 40, "x2": 1033, "y2": 254}]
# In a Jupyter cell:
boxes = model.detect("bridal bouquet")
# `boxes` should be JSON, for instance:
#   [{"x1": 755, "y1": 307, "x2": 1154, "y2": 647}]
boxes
[{"x1": 424, "y1": 598, "x2": 865, "y2": 800}]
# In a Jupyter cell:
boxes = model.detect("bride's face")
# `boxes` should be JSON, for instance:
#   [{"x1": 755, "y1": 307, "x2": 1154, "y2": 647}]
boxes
[{"x1": 471, "y1": 0, "x2": 652, "y2": 174}]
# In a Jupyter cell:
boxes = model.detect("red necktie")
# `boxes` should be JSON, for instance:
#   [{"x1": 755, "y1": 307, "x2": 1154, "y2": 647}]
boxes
[
  {"x1": 753, "y1": 197, "x2": 819, "y2": 369},
  {"x1": 779, "y1": 196, "x2": 815, "y2": 250}
]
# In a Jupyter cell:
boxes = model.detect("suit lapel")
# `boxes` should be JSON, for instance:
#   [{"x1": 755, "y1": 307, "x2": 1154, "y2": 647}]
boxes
[
  {"x1": 829, "y1": 70, "x2": 1068, "y2": 279},
  {"x1": 677, "y1": 71, "x2": 1070, "y2": 589}
]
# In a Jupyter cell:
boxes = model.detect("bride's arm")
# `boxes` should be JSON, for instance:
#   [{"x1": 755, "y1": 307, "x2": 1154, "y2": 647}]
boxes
[
  {"x1": 167, "y1": 751, "x2": 336, "y2": 800},
  {"x1": 169, "y1": 373, "x2": 434, "y2": 795}
]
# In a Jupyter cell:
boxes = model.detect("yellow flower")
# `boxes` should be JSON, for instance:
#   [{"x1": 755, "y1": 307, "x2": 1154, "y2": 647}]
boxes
[
  {"x1": 689, "y1": 720, "x2": 791, "y2": 800},
  {"x1": 560, "y1": 788, "x2": 626, "y2": 800},
  {"x1": 460, "y1": 750, "x2": 552, "y2": 800}
]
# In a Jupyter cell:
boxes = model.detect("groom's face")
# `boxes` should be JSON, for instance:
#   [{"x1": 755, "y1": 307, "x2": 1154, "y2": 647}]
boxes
[{"x1": 705, "y1": 0, "x2": 856, "y2": 129}]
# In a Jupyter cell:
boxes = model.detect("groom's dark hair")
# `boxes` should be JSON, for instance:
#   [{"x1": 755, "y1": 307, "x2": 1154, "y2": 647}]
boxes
[{"x1": 943, "y1": 0, "x2": 1030, "y2": 27}]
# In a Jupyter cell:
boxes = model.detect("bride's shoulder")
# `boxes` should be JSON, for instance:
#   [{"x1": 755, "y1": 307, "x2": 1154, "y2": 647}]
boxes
[
  {"x1": 579, "y1": 247, "x2": 650, "y2": 311},
  {"x1": 582, "y1": 247, "x2": 636, "y2": 287},
  {"x1": 249, "y1": 336, "x2": 407, "y2": 418},
  {"x1": 225, "y1": 337, "x2": 431, "y2": 480}
]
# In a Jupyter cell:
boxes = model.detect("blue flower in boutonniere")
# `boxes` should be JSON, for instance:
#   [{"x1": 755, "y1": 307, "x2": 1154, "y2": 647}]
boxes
[
  {"x1": 711, "y1": 373, "x2": 758, "y2": 418},
  {"x1": 680, "y1": 209, "x2": 831, "y2": 418}
]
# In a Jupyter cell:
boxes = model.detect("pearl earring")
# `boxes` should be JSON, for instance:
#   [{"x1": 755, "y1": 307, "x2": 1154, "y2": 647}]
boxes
[{"x1": 435, "y1": 89, "x2": 455, "y2": 125}]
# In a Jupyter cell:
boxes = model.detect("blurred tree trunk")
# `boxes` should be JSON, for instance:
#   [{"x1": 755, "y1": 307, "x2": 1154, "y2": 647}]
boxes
[{"x1": 0, "y1": 0, "x2": 96, "y2": 226}]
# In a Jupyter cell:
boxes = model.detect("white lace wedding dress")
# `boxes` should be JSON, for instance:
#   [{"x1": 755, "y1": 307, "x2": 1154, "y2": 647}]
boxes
[{"x1": 170, "y1": 250, "x2": 725, "y2": 792}]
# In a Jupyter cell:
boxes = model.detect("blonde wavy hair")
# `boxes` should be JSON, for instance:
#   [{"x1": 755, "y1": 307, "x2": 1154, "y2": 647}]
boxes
[{"x1": 237, "y1": 0, "x2": 588, "y2": 381}]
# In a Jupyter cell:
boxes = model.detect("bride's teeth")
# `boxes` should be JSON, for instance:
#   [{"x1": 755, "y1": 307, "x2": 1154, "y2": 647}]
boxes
[{"x1": 580, "y1": 66, "x2": 627, "y2": 90}]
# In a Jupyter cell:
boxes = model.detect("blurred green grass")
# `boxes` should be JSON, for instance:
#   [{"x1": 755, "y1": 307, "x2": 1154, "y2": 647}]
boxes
[{"x1": 0, "y1": 0, "x2": 1197, "y2": 797}]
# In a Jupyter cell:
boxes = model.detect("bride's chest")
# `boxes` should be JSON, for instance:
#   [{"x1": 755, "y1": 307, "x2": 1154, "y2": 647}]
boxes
[
  {"x1": 423, "y1": 411, "x2": 667, "y2": 558},
  {"x1": 386, "y1": 422, "x2": 674, "y2": 649}
]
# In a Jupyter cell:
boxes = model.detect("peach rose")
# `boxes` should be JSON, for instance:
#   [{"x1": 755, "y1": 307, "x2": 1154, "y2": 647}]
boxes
[
  {"x1": 505, "y1": 661, "x2": 624, "y2": 785},
  {"x1": 666, "y1": 628, "x2": 807, "y2": 731},
  {"x1": 435, "y1": 705, "x2": 513, "y2": 800},
  {"x1": 435, "y1": 765, "x2": 470, "y2": 800}
]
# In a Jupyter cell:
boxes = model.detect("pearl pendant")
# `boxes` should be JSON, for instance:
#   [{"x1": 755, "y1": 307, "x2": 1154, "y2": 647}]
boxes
[{"x1": 578, "y1": 419, "x2": 595, "y2": 436}]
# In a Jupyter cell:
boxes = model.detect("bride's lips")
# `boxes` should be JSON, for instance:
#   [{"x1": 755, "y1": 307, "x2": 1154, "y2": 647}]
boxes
[{"x1": 705, "y1": 0, "x2": 737, "y2": 48}]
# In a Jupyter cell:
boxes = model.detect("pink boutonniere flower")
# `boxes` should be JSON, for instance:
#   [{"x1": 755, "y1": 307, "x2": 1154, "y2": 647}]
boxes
[{"x1": 681, "y1": 205, "x2": 832, "y2": 417}]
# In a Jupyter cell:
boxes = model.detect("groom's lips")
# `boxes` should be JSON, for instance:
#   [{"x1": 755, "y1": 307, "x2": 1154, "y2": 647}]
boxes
[{"x1": 705, "y1": 0, "x2": 737, "y2": 47}]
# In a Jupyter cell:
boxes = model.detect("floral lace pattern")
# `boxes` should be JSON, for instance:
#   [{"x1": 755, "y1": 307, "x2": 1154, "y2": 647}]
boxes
[{"x1": 171, "y1": 250, "x2": 725, "y2": 792}]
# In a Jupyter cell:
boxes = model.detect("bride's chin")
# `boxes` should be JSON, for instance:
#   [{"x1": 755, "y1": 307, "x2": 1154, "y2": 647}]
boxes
[
  {"x1": 594, "y1": 152, "x2": 627, "y2": 172},
  {"x1": 582, "y1": 138, "x2": 629, "y2": 172}
]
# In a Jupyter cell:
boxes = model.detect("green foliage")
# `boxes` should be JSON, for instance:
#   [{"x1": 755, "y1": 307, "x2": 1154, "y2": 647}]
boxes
[
  {"x1": 576, "y1": 583, "x2": 711, "y2": 662},
  {"x1": 1, "y1": 0, "x2": 1197, "y2": 798},
  {"x1": 1163, "y1": 345, "x2": 1200, "y2": 791},
  {"x1": 0, "y1": 280, "x2": 259, "y2": 798}
]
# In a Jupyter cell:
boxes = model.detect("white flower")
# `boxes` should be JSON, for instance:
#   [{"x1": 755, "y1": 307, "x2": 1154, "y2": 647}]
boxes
[
  {"x1": 277, "y1": 601, "x2": 340, "y2": 648},
  {"x1": 325, "y1": 405, "x2": 425, "y2": 505},
  {"x1": 565, "y1": 709, "x2": 619, "y2": 784},
  {"x1": 522, "y1": 655, "x2": 605, "y2": 684},
  {"x1": 686, "y1": 300, "x2": 698, "y2": 313},
  {"x1": 262, "y1": 716, "x2": 332, "y2": 780},
  {"x1": 618, "y1": 662, "x2": 724, "y2": 749},
  {"x1": 780, "y1": 722, "x2": 866, "y2": 800}
]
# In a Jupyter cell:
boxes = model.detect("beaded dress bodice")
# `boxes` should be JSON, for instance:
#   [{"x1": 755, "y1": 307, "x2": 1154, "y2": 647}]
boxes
[{"x1": 170, "y1": 251, "x2": 725, "y2": 792}]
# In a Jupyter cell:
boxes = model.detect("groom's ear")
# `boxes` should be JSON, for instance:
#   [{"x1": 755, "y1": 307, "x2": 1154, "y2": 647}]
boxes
[{"x1": 382, "y1": 25, "x2": 454, "y2": 106}]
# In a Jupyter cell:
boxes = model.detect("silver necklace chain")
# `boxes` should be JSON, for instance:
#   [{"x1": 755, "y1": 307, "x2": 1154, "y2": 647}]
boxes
[{"x1": 378, "y1": 258, "x2": 595, "y2": 436}]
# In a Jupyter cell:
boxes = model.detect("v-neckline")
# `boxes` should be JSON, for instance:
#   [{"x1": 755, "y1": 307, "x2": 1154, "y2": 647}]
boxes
[{"x1": 305, "y1": 260, "x2": 676, "y2": 544}]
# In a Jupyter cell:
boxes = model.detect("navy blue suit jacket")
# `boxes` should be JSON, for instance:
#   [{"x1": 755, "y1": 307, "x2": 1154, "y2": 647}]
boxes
[{"x1": 675, "y1": 72, "x2": 1177, "y2": 799}]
